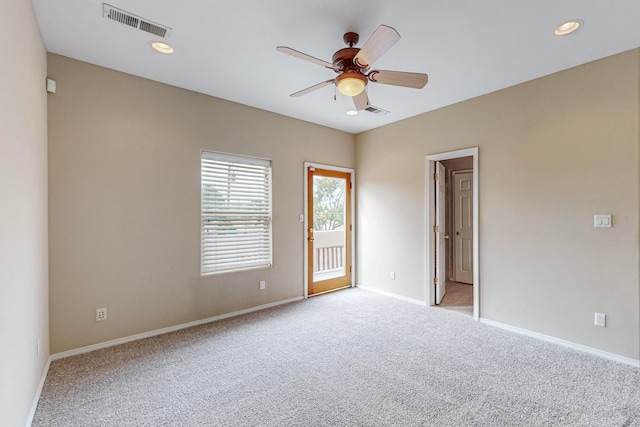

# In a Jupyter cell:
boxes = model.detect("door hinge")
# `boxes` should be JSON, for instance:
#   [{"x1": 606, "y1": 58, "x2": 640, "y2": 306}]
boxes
[
  {"x1": 350, "y1": 182, "x2": 352, "y2": 189},
  {"x1": 433, "y1": 173, "x2": 439, "y2": 181},
  {"x1": 350, "y1": 224, "x2": 352, "y2": 231},
  {"x1": 433, "y1": 225, "x2": 439, "y2": 233},
  {"x1": 350, "y1": 266, "x2": 352, "y2": 273},
  {"x1": 434, "y1": 277, "x2": 439, "y2": 285}
]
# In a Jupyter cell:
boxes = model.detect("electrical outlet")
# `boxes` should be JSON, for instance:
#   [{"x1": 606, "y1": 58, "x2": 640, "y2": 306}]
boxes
[
  {"x1": 96, "y1": 307, "x2": 107, "y2": 322},
  {"x1": 390, "y1": 271, "x2": 396, "y2": 280},
  {"x1": 259, "y1": 280, "x2": 266, "y2": 290},
  {"x1": 594, "y1": 312, "x2": 606, "y2": 327}
]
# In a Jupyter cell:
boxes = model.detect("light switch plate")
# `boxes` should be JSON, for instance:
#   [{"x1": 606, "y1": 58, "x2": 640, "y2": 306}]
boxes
[{"x1": 593, "y1": 214, "x2": 611, "y2": 228}]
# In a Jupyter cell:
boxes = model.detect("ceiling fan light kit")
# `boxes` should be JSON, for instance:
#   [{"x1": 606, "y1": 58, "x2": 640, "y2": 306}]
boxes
[
  {"x1": 336, "y1": 72, "x2": 367, "y2": 96},
  {"x1": 276, "y1": 24, "x2": 428, "y2": 114}
]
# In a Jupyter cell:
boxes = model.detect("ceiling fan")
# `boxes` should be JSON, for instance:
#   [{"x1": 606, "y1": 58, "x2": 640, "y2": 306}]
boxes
[{"x1": 276, "y1": 25, "x2": 428, "y2": 113}]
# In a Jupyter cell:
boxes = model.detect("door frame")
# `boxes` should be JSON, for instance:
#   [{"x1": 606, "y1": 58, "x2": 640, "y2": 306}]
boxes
[
  {"x1": 303, "y1": 162, "x2": 356, "y2": 299},
  {"x1": 425, "y1": 148, "x2": 479, "y2": 320},
  {"x1": 435, "y1": 162, "x2": 447, "y2": 304}
]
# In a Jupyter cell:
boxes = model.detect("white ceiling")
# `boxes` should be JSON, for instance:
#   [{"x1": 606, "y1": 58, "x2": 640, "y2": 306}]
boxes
[{"x1": 33, "y1": 0, "x2": 640, "y2": 134}]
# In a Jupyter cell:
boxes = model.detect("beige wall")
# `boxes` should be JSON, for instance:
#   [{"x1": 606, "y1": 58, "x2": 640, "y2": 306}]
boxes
[
  {"x1": 44, "y1": 45, "x2": 640, "y2": 360},
  {"x1": 47, "y1": 54, "x2": 355, "y2": 353},
  {"x1": 356, "y1": 50, "x2": 640, "y2": 359},
  {"x1": 0, "y1": 0, "x2": 49, "y2": 425}
]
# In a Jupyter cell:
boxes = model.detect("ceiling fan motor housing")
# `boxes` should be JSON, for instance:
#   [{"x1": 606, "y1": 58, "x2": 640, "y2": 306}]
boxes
[{"x1": 332, "y1": 47, "x2": 362, "y2": 72}]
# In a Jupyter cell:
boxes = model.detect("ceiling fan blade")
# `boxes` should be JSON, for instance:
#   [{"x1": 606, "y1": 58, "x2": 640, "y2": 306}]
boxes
[
  {"x1": 276, "y1": 46, "x2": 339, "y2": 71},
  {"x1": 368, "y1": 70, "x2": 428, "y2": 89},
  {"x1": 353, "y1": 25, "x2": 400, "y2": 69},
  {"x1": 353, "y1": 90, "x2": 370, "y2": 111},
  {"x1": 290, "y1": 79, "x2": 334, "y2": 97}
]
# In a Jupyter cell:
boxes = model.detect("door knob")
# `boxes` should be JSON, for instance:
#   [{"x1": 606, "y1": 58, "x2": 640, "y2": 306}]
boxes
[{"x1": 456, "y1": 231, "x2": 460, "y2": 235}]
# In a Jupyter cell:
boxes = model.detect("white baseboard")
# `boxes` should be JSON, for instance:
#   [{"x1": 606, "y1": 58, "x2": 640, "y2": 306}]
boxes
[
  {"x1": 479, "y1": 318, "x2": 640, "y2": 368},
  {"x1": 51, "y1": 296, "x2": 304, "y2": 361},
  {"x1": 26, "y1": 356, "x2": 51, "y2": 427},
  {"x1": 356, "y1": 285, "x2": 427, "y2": 307}
]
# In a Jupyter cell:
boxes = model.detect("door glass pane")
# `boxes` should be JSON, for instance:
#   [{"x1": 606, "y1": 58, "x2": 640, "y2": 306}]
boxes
[{"x1": 312, "y1": 175, "x2": 346, "y2": 283}]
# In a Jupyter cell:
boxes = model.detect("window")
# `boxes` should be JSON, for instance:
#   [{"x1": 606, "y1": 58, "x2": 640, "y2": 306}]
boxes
[{"x1": 201, "y1": 151, "x2": 272, "y2": 275}]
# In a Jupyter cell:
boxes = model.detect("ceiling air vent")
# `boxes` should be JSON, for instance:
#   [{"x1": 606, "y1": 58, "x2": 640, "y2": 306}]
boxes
[
  {"x1": 103, "y1": 4, "x2": 172, "y2": 38},
  {"x1": 365, "y1": 106, "x2": 390, "y2": 115}
]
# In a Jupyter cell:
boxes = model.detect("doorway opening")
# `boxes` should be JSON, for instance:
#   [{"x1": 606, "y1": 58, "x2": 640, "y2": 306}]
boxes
[
  {"x1": 304, "y1": 163, "x2": 355, "y2": 298},
  {"x1": 426, "y1": 148, "x2": 479, "y2": 320}
]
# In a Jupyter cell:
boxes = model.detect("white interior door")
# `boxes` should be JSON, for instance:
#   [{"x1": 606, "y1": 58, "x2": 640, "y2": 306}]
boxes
[
  {"x1": 454, "y1": 171, "x2": 473, "y2": 284},
  {"x1": 435, "y1": 162, "x2": 446, "y2": 304}
]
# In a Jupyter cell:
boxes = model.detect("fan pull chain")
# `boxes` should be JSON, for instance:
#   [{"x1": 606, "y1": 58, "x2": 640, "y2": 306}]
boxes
[{"x1": 333, "y1": 85, "x2": 337, "y2": 101}]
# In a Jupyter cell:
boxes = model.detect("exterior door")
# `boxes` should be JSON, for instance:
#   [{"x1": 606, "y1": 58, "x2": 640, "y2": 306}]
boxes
[
  {"x1": 435, "y1": 162, "x2": 446, "y2": 304},
  {"x1": 454, "y1": 171, "x2": 473, "y2": 284},
  {"x1": 307, "y1": 167, "x2": 351, "y2": 296}
]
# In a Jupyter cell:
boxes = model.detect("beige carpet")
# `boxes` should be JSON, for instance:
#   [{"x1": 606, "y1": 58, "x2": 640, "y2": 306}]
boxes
[{"x1": 33, "y1": 288, "x2": 640, "y2": 426}]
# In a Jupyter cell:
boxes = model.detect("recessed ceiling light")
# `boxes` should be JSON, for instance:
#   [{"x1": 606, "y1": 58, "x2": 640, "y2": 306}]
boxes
[
  {"x1": 346, "y1": 110, "x2": 358, "y2": 116},
  {"x1": 555, "y1": 20, "x2": 583, "y2": 36},
  {"x1": 151, "y1": 41, "x2": 174, "y2": 54}
]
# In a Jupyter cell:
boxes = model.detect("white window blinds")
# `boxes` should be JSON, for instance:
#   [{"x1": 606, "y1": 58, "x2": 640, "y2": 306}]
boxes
[{"x1": 201, "y1": 151, "x2": 272, "y2": 275}]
